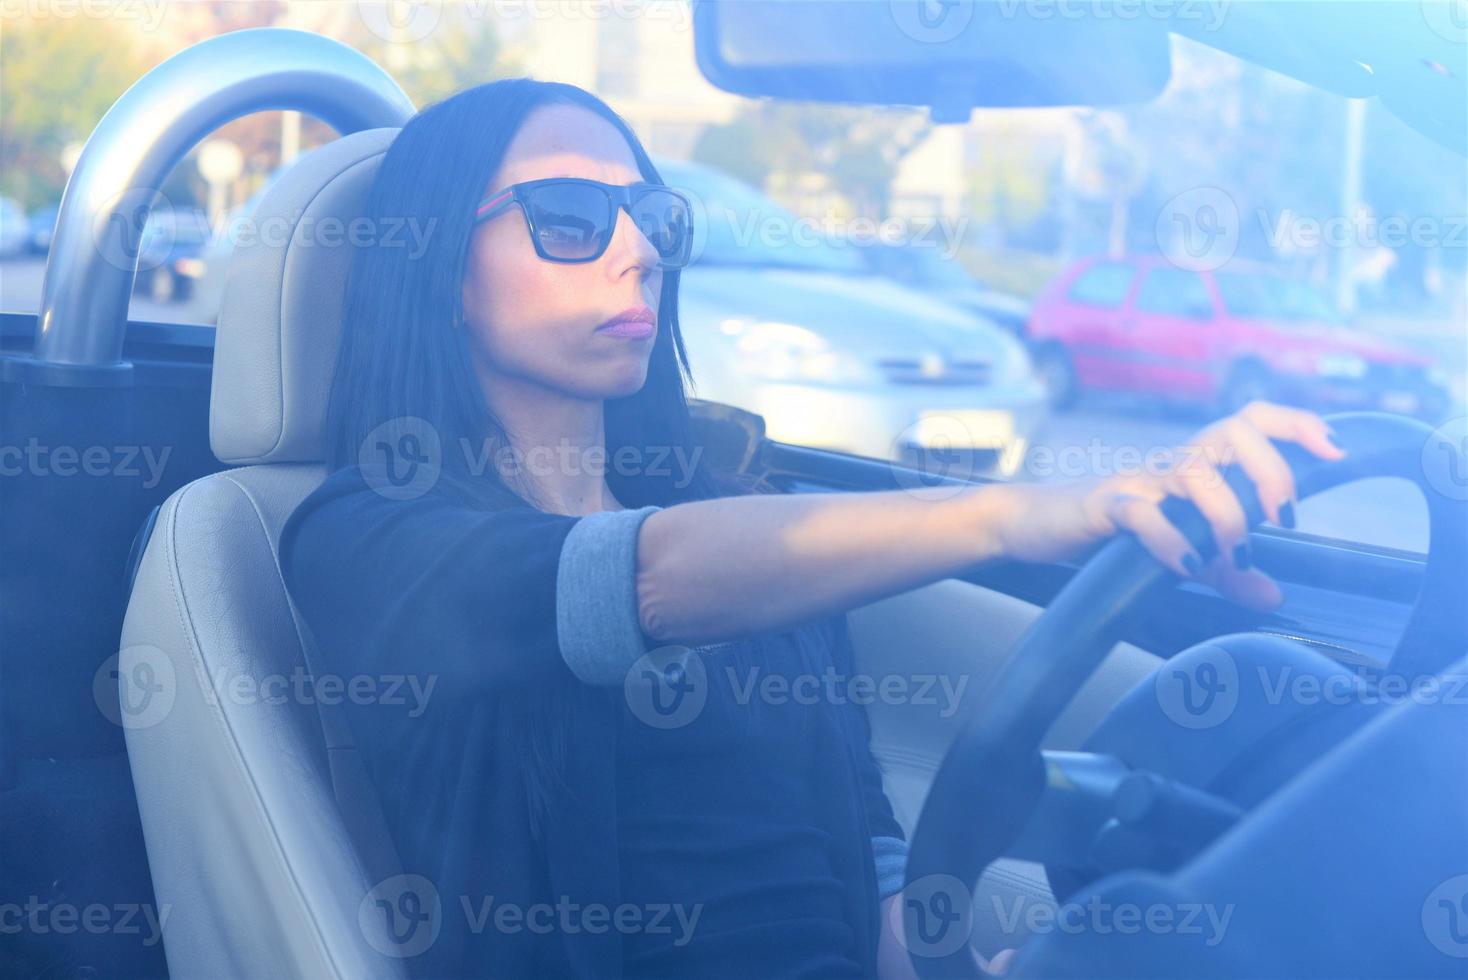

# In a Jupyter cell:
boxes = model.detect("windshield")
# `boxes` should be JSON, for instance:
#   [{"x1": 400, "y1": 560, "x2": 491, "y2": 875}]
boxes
[
  {"x1": 0, "y1": 4, "x2": 1461, "y2": 554},
  {"x1": 658, "y1": 162, "x2": 867, "y2": 274},
  {"x1": 1216, "y1": 273, "x2": 1343, "y2": 324}
]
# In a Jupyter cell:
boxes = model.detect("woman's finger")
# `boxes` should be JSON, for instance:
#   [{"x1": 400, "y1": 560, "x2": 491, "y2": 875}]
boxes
[
  {"x1": 1198, "y1": 553, "x2": 1284, "y2": 611},
  {"x1": 1164, "y1": 453, "x2": 1250, "y2": 568},
  {"x1": 1236, "y1": 401, "x2": 1346, "y2": 462},
  {"x1": 1107, "y1": 492, "x2": 1200, "y2": 578},
  {"x1": 1201, "y1": 415, "x2": 1296, "y2": 528}
]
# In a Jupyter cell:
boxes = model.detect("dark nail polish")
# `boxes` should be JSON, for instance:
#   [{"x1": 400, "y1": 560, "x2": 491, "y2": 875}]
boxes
[
  {"x1": 1233, "y1": 543, "x2": 1252, "y2": 570},
  {"x1": 1280, "y1": 501, "x2": 1296, "y2": 529},
  {"x1": 1182, "y1": 552, "x2": 1203, "y2": 577}
]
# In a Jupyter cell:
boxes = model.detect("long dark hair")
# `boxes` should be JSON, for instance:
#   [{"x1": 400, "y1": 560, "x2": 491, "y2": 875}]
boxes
[
  {"x1": 325, "y1": 76, "x2": 736, "y2": 508},
  {"x1": 324, "y1": 78, "x2": 749, "y2": 833}
]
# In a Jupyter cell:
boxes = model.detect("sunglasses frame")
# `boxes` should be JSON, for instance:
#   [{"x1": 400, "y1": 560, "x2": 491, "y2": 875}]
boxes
[{"x1": 473, "y1": 176, "x2": 693, "y2": 269}]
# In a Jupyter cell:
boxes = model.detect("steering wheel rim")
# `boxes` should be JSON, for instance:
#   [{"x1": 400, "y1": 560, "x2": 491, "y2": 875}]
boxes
[{"x1": 901, "y1": 411, "x2": 1468, "y2": 978}]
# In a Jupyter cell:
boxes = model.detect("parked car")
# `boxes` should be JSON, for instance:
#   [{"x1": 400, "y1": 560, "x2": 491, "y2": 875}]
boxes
[
  {"x1": 1027, "y1": 255, "x2": 1450, "y2": 418},
  {"x1": 0, "y1": 197, "x2": 27, "y2": 258},
  {"x1": 862, "y1": 240, "x2": 1031, "y2": 335},
  {"x1": 25, "y1": 202, "x2": 58, "y2": 255},
  {"x1": 657, "y1": 157, "x2": 1046, "y2": 476},
  {"x1": 132, "y1": 207, "x2": 212, "y2": 303}
]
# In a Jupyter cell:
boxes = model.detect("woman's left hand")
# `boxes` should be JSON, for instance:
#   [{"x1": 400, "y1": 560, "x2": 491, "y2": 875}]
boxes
[{"x1": 993, "y1": 401, "x2": 1345, "y2": 610}]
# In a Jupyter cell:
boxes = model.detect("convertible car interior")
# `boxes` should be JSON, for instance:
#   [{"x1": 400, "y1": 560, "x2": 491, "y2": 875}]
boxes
[{"x1": 1, "y1": 6, "x2": 1464, "y2": 979}]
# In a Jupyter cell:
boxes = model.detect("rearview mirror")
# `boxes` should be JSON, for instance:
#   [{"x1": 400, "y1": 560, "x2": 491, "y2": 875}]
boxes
[{"x1": 691, "y1": 0, "x2": 1173, "y2": 122}]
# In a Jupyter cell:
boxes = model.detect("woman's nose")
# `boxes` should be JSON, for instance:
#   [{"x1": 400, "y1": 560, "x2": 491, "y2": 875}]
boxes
[{"x1": 607, "y1": 204, "x2": 661, "y2": 274}]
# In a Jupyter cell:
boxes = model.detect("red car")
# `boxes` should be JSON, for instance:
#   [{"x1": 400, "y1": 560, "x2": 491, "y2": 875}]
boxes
[{"x1": 1027, "y1": 256, "x2": 1448, "y2": 418}]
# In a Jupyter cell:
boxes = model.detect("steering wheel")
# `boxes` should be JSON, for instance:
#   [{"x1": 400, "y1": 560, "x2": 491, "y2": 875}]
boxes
[{"x1": 901, "y1": 412, "x2": 1468, "y2": 978}]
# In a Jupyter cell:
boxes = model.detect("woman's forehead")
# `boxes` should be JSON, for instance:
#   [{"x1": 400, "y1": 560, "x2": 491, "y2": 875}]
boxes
[{"x1": 494, "y1": 105, "x2": 641, "y2": 187}]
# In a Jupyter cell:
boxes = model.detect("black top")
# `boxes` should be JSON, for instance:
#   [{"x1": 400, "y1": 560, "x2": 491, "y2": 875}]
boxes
[
  {"x1": 616, "y1": 633, "x2": 864, "y2": 979},
  {"x1": 279, "y1": 464, "x2": 905, "y2": 978}
]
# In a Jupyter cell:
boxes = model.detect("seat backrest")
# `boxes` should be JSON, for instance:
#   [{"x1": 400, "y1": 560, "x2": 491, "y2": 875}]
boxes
[{"x1": 119, "y1": 128, "x2": 411, "y2": 978}]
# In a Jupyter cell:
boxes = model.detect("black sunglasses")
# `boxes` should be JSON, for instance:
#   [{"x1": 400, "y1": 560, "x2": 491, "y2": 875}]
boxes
[{"x1": 474, "y1": 176, "x2": 694, "y2": 269}]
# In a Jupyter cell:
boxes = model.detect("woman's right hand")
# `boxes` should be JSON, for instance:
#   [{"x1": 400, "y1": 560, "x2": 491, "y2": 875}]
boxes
[{"x1": 989, "y1": 401, "x2": 1344, "y2": 610}]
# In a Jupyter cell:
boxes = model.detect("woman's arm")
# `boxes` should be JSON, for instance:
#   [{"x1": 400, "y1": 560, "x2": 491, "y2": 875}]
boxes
[{"x1": 636, "y1": 402, "x2": 1343, "y2": 647}]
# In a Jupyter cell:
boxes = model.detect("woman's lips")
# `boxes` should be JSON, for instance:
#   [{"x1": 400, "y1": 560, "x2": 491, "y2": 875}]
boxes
[{"x1": 596, "y1": 307, "x2": 656, "y2": 340}]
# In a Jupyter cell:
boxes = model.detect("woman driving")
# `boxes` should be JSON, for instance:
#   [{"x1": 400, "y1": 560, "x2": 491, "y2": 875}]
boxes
[{"x1": 279, "y1": 78, "x2": 1344, "y2": 980}]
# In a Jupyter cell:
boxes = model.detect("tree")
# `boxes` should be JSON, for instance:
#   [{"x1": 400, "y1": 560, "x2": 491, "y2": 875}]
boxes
[
  {"x1": 339, "y1": 6, "x2": 520, "y2": 109},
  {"x1": 0, "y1": 16, "x2": 149, "y2": 208},
  {"x1": 691, "y1": 101, "x2": 931, "y2": 218}
]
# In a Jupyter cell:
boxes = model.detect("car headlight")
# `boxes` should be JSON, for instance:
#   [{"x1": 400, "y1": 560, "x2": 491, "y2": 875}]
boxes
[
  {"x1": 1315, "y1": 353, "x2": 1368, "y2": 380},
  {"x1": 723, "y1": 319, "x2": 871, "y2": 385}
]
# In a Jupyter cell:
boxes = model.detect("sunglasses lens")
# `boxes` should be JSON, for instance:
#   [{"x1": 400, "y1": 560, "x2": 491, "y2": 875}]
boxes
[
  {"x1": 632, "y1": 188, "x2": 692, "y2": 268},
  {"x1": 524, "y1": 182, "x2": 614, "y2": 260}
]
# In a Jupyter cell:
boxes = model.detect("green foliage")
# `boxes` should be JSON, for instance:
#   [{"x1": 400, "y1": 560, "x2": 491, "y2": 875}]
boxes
[
  {"x1": 691, "y1": 101, "x2": 930, "y2": 218},
  {"x1": 341, "y1": 8, "x2": 520, "y2": 109},
  {"x1": 0, "y1": 16, "x2": 149, "y2": 208}
]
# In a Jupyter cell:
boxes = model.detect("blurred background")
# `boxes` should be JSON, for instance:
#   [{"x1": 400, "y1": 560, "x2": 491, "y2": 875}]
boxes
[{"x1": 3, "y1": 0, "x2": 1464, "y2": 552}]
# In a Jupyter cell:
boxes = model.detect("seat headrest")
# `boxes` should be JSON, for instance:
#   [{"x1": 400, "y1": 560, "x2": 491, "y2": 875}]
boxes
[{"x1": 210, "y1": 128, "x2": 400, "y2": 466}]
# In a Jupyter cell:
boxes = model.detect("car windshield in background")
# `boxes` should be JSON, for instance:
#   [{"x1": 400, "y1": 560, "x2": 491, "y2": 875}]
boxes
[
  {"x1": 1, "y1": 3, "x2": 1462, "y2": 555},
  {"x1": 1216, "y1": 273, "x2": 1342, "y2": 324}
]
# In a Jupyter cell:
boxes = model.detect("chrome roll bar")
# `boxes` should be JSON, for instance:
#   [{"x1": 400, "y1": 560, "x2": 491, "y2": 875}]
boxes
[{"x1": 31, "y1": 27, "x2": 414, "y2": 372}]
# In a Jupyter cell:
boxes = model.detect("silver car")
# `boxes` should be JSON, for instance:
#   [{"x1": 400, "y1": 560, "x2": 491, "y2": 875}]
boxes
[{"x1": 657, "y1": 158, "x2": 1046, "y2": 478}]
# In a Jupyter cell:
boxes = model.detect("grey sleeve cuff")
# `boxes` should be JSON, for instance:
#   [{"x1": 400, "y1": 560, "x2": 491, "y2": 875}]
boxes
[
  {"x1": 873, "y1": 835, "x2": 909, "y2": 901},
  {"x1": 555, "y1": 505, "x2": 663, "y2": 685}
]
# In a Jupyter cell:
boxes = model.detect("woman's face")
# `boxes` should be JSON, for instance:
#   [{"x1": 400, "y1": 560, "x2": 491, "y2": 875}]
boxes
[{"x1": 461, "y1": 104, "x2": 664, "y2": 402}]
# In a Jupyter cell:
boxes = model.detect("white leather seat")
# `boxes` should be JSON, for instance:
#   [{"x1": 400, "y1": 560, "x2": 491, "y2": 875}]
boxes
[
  {"x1": 118, "y1": 125, "x2": 1164, "y2": 977},
  {"x1": 119, "y1": 128, "x2": 410, "y2": 979}
]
